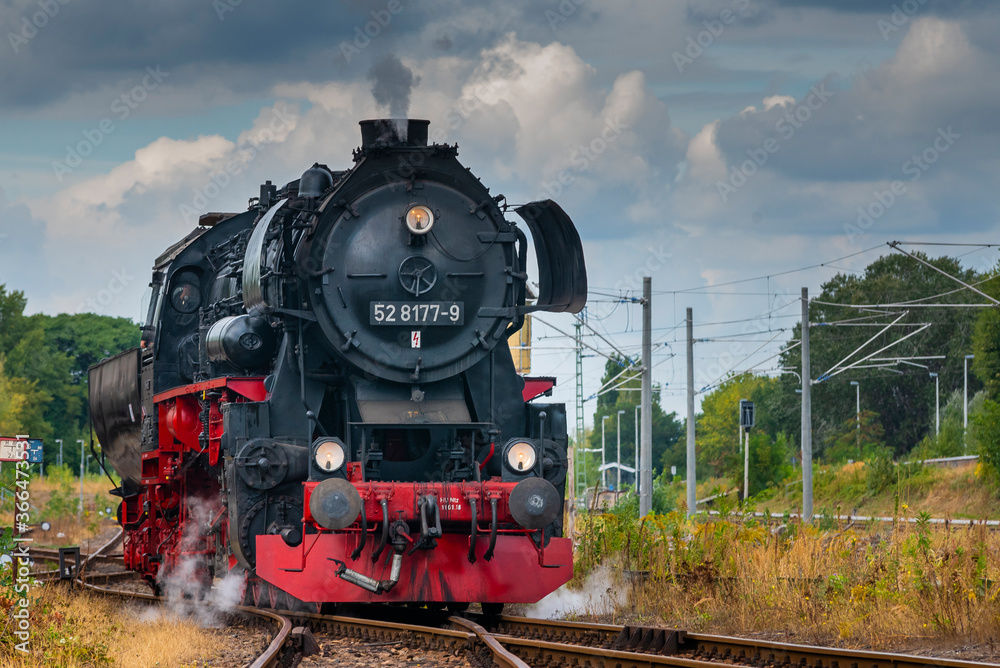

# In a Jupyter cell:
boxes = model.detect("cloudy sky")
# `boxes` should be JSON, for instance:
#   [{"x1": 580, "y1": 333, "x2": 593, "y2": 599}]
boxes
[{"x1": 2, "y1": 0, "x2": 998, "y2": 423}]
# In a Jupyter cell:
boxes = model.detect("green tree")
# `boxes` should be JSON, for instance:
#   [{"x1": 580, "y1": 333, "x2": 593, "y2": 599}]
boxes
[
  {"x1": 972, "y1": 265, "x2": 1000, "y2": 397},
  {"x1": 695, "y1": 372, "x2": 792, "y2": 492},
  {"x1": 779, "y1": 253, "x2": 983, "y2": 456},
  {"x1": 972, "y1": 398, "x2": 1000, "y2": 481},
  {"x1": 586, "y1": 356, "x2": 683, "y2": 489},
  {"x1": 696, "y1": 372, "x2": 768, "y2": 478},
  {"x1": 823, "y1": 410, "x2": 885, "y2": 463},
  {"x1": 0, "y1": 284, "x2": 140, "y2": 471},
  {"x1": 748, "y1": 430, "x2": 792, "y2": 493},
  {"x1": 0, "y1": 357, "x2": 30, "y2": 436}
]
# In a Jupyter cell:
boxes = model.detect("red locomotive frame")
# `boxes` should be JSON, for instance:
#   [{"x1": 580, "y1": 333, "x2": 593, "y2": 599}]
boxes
[{"x1": 121, "y1": 376, "x2": 572, "y2": 604}]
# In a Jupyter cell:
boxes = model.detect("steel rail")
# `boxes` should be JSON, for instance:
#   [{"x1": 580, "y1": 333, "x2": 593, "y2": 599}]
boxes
[
  {"x1": 242, "y1": 606, "x2": 292, "y2": 668},
  {"x1": 281, "y1": 609, "x2": 476, "y2": 654},
  {"x1": 449, "y1": 616, "x2": 530, "y2": 668},
  {"x1": 484, "y1": 615, "x2": 997, "y2": 668},
  {"x1": 24, "y1": 553, "x2": 294, "y2": 668},
  {"x1": 28, "y1": 548, "x2": 123, "y2": 563},
  {"x1": 495, "y1": 636, "x2": 734, "y2": 668},
  {"x1": 74, "y1": 580, "x2": 294, "y2": 668}
]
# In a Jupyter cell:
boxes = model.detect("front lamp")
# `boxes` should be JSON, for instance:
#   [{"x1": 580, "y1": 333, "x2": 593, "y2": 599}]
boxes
[
  {"x1": 405, "y1": 205, "x2": 434, "y2": 235},
  {"x1": 503, "y1": 440, "x2": 538, "y2": 473},
  {"x1": 313, "y1": 438, "x2": 347, "y2": 473}
]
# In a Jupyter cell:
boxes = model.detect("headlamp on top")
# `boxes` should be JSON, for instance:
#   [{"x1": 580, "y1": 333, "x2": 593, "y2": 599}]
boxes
[
  {"x1": 313, "y1": 437, "x2": 347, "y2": 473},
  {"x1": 405, "y1": 205, "x2": 434, "y2": 235},
  {"x1": 503, "y1": 439, "x2": 538, "y2": 474}
]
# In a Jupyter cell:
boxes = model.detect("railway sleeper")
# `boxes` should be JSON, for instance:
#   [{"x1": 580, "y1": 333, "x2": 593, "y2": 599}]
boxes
[{"x1": 612, "y1": 626, "x2": 685, "y2": 655}]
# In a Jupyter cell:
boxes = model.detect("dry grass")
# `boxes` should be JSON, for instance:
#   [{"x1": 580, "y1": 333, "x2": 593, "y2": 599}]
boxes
[
  {"x1": 0, "y1": 471, "x2": 122, "y2": 548},
  {"x1": 573, "y1": 510, "x2": 1000, "y2": 657},
  {"x1": 682, "y1": 461, "x2": 1000, "y2": 521},
  {"x1": 826, "y1": 461, "x2": 995, "y2": 518},
  {"x1": 0, "y1": 585, "x2": 223, "y2": 667}
]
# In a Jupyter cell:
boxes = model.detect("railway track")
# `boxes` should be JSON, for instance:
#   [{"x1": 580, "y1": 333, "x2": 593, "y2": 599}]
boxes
[
  {"x1": 30, "y1": 531, "x2": 996, "y2": 667},
  {"x1": 473, "y1": 615, "x2": 995, "y2": 668}
]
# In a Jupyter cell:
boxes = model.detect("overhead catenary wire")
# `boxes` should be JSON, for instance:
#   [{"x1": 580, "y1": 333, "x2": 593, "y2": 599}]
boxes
[
  {"x1": 698, "y1": 340, "x2": 803, "y2": 394},
  {"x1": 817, "y1": 323, "x2": 932, "y2": 382},
  {"x1": 590, "y1": 243, "x2": 885, "y2": 297},
  {"x1": 573, "y1": 313, "x2": 637, "y2": 364},
  {"x1": 817, "y1": 311, "x2": 909, "y2": 381},
  {"x1": 814, "y1": 301, "x2": 995, "y2": 309},
  {"x1": 887, "y1": 241, "x2": 1000, "y2": 306},
  {"x1": 698, "y1": 329, "x2": 787, "y2": 393},
  {"x1": 532, "y1": 317, "x2": 622, "y2": 365}
]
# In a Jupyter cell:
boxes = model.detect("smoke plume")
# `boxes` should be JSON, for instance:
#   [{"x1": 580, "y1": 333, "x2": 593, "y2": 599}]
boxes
[
  {"x1": 523, "y1": 565, "x2": 627, "y2": 620},
  {"x1": 368, "y1": 54, "x2": 419, "y2": 118},
  {"x1": 155, "y1": 496, "x2": 246, "y2": 626}
]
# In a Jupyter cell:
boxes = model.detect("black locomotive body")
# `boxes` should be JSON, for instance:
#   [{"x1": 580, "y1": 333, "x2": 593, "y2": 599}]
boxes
[{"x1": 89, "y1": 119, "x2": 587, "y2": 608}]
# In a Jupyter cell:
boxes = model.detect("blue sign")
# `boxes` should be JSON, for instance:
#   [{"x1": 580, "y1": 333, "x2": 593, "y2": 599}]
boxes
[{"x1": 26, "y1": 439, "x2": 42, "y2": 464}]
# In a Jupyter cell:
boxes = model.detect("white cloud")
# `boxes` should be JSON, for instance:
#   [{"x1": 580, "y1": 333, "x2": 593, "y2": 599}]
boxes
[
  {"x1": 685, "y1": 121, "x2": 726, "y2": 182},
  {"x1": 887, "y1": 17, "x2": 973, "y2": 85},
  {"x1": 17, "y1": 36, "x2": 692, "y2": 315},
  {"x1": 763, "y1": 95, "x2": 794, "y2": 110}
]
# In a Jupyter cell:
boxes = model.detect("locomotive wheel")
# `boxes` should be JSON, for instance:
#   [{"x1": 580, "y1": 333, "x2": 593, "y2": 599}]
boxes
[
  {"x1": 446, "y1": 602, "x2": 469, "y2": 613},
  {"x1": 268, "y1": 584, "x2": 285, "y2": 610},
  {"x1": 252, "y1": 580, "x2": 269, "y2": 608},
  {"x1": 236, "y1": 494, "x2": 306, "y2": 568}
]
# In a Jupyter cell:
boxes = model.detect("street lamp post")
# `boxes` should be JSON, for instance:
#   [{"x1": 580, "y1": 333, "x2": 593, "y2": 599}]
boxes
[
  {"x1": 850, "y1": 381, "x2": 860, "y2": 455},
  {"x1": 634, "y1": 405, "x2": 641, "y2": 495},
  {"x1": 601, "y1": 416, "x2": 610, "y2": 490},
  {"x1": 616, "y1": 409, "x2": 625, "y2": 491},
  {"x1": 77, "y1": 439, "x2": 86, "y2": 519},
  {"x1": 965, "y1": 355, "x2": 975, "y2": 439},
  {"x1": 56, "y1": 439, "x2": 63, "y2": 467},
  {"x1": 929, "y1": 372, "x2": 939, "y2": 436}
]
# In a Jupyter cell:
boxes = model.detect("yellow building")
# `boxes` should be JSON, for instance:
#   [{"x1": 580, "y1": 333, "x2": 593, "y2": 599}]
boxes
[{"x1": 509, "y1": 314, "x2": 531, "y2": 375}]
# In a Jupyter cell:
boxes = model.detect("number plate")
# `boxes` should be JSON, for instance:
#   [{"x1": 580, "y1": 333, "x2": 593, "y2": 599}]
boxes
[{"x1": 370, "y1": 301, "x2": 464, "y2": 326}]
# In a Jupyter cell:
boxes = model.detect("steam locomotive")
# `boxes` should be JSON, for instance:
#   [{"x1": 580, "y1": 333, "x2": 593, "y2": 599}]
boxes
[{"x1": 89, "y1": 119, "x2": 587, "y2": 611}]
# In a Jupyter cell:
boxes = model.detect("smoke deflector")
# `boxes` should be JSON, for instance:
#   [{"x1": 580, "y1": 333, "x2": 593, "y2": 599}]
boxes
[{"x1": 514, "y1": 200, "x2": 588, "y2": 314}]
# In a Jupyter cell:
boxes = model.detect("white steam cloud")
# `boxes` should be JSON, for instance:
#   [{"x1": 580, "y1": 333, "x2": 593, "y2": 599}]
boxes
[
  {"x1": 155, "y1": 496, "x2": 246, "y2": 626},
  {"x1": 523, "y1": 565, "x2": 626, "y2": 620}
]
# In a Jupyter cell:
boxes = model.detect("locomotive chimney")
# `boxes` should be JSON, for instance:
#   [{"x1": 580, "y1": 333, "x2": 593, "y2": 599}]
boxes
[{"x1": 359, "y1": 119, "x2": 430, "y2": 149}]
